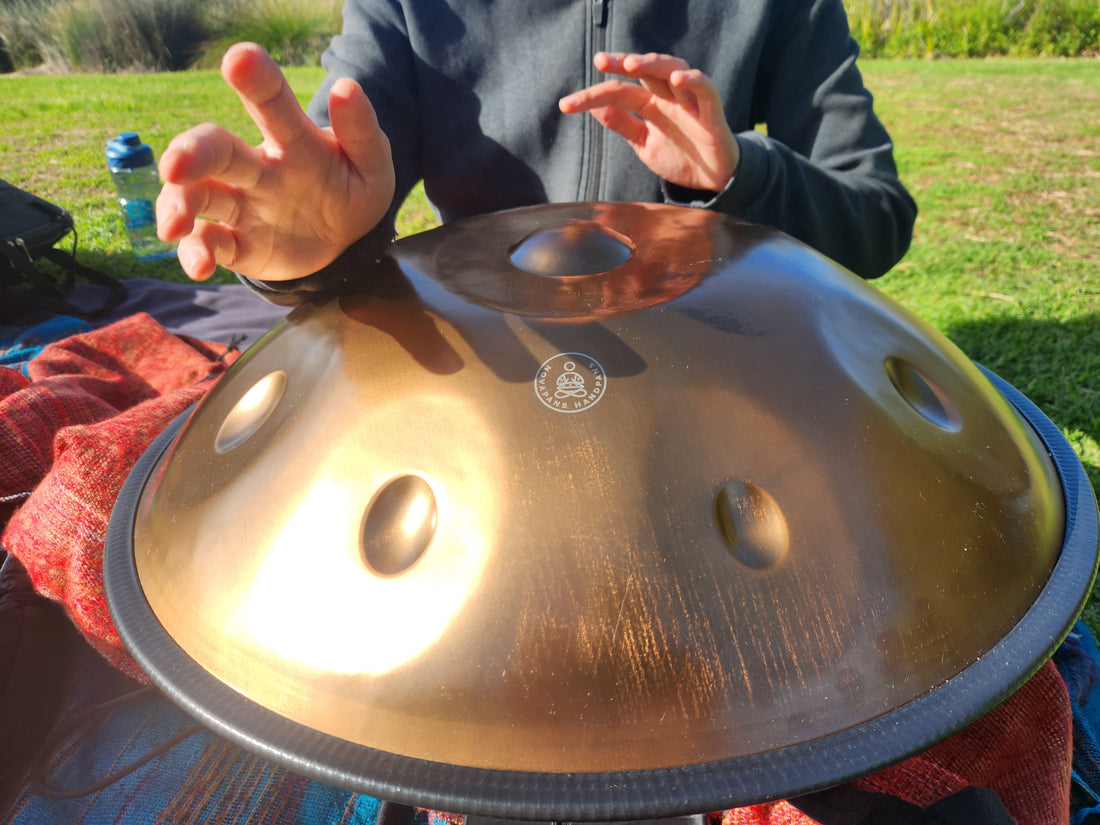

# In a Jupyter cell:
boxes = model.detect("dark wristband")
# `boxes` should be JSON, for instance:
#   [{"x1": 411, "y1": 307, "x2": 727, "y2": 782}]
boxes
[{"x1": 240, "y1": 221, "x2": 395, "y2": 306}]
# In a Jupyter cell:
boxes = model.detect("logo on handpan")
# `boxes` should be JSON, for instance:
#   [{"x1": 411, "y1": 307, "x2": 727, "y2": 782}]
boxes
[{"x1": 534, "y1": 353, "x2": 606, "y2": 413}]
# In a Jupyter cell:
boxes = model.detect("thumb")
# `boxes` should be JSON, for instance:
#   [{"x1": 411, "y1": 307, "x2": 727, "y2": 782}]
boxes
[{"x1": 328, "y1": 78, "x2": 394, "y2": 182}]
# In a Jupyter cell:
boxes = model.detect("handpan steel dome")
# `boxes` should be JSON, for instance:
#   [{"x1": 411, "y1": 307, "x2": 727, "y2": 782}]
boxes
[{"x1": 105, "y1": 203, "x2": 1098, "y2": 820}]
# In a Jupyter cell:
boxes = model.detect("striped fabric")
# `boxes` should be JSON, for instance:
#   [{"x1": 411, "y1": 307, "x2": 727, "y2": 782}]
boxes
[
  {"x1": 2, "y1": 632, "x2": 383, "y2": 824},
  {"x1": 1, "y1": 313, "x2": 236, "y2": 678}
]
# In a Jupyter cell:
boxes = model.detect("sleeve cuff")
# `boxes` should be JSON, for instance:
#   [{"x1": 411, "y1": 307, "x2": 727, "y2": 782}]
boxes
[
  {"x1": 239, "y1": 222, "x2": 395, "y2": 306},
  {"x1": 661, "y1": 174, "x2": 736, "y2": 210},
  {"x1": 660, "y1": 134, "x2": 770, "y2": 215}
]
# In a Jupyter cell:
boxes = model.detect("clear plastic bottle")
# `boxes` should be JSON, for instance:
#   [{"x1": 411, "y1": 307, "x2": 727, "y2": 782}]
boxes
[{"x1": 105, "y1": 132, "x2": 178, "y2": 262}]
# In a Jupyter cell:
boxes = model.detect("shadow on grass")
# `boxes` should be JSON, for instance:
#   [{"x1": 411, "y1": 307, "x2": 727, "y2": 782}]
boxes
[
  {"x1": 944, "y1": 314, "x2": 1100, "y2": 494},
  {"x1": 945, "y1": 315, "x2": 1100, "y2": 631}
]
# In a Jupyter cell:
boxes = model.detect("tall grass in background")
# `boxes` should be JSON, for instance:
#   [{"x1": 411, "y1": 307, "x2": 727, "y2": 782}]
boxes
[
  {"x1": 0, "y1": 0, "x2": 53, "y2": 71},
  {"x1": 52, "y1": 0, "x2": 206, "y2": 71},
  {"x1": 3, "y1": 0, "x2": 1099, "y2": 72},
  {"x1": 0, "y1": 0, "x2": 341, "y2": 73},
  {"x1": 196, "y1": 0, "x2": 341, "y2": 69},
  {"x1": 846, "y1": 0, "x2": 1100, "y2": 57}
]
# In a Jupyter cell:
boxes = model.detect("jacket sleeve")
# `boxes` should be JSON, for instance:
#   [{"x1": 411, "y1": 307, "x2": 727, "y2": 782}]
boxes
[
  {"x1": 305, "y1": 0, "x2": 423, "y2": 240},
  {"x1": 670, "y1": 0, "x2": 916, "y2": 279}
]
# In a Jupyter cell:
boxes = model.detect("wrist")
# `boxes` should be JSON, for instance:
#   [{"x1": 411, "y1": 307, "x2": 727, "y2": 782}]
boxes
[
  {"x1": 662, "y1": 135, "x2": 742, "y2": 208},
  {"x1": 661, "y1": 172, "x2": 736, "y2": 210},
  {"x1": 241, "y1": 222, "x2": 395, "y2": 305}
]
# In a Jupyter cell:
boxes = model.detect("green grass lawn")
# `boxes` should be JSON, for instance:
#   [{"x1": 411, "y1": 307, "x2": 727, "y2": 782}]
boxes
[
  {"x1": 1, "y1": 59, "x2": 1097, "y2": 502},
  {"x1": 864, "y1": 59, "x2": 1099, "y2": 503}
]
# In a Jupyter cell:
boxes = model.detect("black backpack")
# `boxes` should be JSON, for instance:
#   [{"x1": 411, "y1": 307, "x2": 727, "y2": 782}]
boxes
[{"x1": 1, "y1": 178, "x2": 125, "y2": 324}]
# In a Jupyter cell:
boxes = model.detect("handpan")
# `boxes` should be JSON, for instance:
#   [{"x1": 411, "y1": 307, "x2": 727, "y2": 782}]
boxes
[{"x1": 106, "y1": 202, "x2": 1098, "y2": 820}]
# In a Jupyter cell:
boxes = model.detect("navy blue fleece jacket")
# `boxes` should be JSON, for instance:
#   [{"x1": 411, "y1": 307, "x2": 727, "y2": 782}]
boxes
[{"x1": 254, "y1": 0, "x2": 915, "y2": 300}]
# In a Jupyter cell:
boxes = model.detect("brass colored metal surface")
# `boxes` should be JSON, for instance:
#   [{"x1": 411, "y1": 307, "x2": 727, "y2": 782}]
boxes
[{"x1": 128, "y1": 203, "x2": 1068, "y2": 777}]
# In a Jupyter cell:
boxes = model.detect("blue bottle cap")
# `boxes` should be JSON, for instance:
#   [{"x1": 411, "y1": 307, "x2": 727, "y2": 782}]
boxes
[{"x1": 106, "y1": 132, "x2": 154, "y2": 169}]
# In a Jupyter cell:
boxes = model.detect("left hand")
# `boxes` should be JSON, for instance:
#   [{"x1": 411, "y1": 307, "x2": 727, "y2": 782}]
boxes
[{"x1": 559, "y1": 52, "x2": 739, "y2": 193}]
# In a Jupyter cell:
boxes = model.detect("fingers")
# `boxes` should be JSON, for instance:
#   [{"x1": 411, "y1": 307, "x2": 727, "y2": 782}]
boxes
[
  {"x1": 562, "y1": 52, "x2": 738, "y2": 193},
  {"x1": 562, "y1": 53, "x2": 715, "y2": 119},
  {"x1": 595, "y1": 52, "x2": 690, "y2": 78},
  {"x1": 613, "y1": 54, "x2": 716, "y2": 118},
  {"x1": 155, "y1": 42, "x2": 393, "y2": 284},
  {"x1": 669, "y1": 68, "x2": 725, "y2": 123},
  {"x1": 585, "y1": 105, "x2": 649, "y2": 149},
  {"x1": 595, "y1": 52, "x2": 690, "y2": 99},
  {"x1": 328, "y1": 77, "x2": 394, "y2": 184},
  {"x1": 159, "y1": 123, "x2": 263, "y2": 188},
  {"x1": 157, "y1": 177, "x2": 244, "y2": 241},
  {"x1": 156, "y1": 123, "x2": 260, "y2": 262},
  {"x1": 559, "y1": 80, "x2": 673, "y2": 156},
  {"x1": 173, "y1": 224, "x2": 227, "y2": 283},
  {"x1": 221, "y1": 42, "x2": 315, "y2": 148},
  {"x1": 559, "y1": 79, "x2": 652, "y2": 115},
  {"x1": 175, "y1": 221, "x2": 239, "y2": 282},
  {"x1": 565, "y1": 55, "x2": 728, "y2": 135}
]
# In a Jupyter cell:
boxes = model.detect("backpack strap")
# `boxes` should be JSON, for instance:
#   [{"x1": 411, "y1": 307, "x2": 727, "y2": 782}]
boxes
[{"x1": 1, "y1": 225, "x2": 127, "y2": 321}]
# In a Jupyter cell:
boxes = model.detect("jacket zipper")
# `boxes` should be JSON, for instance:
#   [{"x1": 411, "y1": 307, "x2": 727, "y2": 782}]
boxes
[
  {"x1": 583, "y1": 0, "x2": 609, "y2": 201},
  {"x1": 593, "y1": 0, "x2": 609, "y2": 27}
]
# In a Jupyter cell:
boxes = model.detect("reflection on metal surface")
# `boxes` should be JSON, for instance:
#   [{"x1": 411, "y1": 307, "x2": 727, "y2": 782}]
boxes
[
  {"x1": 230, "y1": 470, "x2": 480, "y2": 677},
  {"x1": 110, "y1": 203, "x2": 1091, "y2": 810},
  {"x1": 510, "y1": 220, "x2": 634, "y2": 277},
  {"x1": 885, "y1": 356, "x2": 962, "y2": 432},
  {"x1": 401, "y1": 202, "x2": 735, "y2": 318},
  {"x1": 215, "y1": 370, "x2": 286, "y2": 451},
  {"x1": 715, "y1": 480, "x2": 789, "y2": 569},
  {"x1": 136, "y1": 369, "x2": 500, "y2": 684},
  {"x1": 362, "y1": 474, "x2": 438, "y2": 576}
]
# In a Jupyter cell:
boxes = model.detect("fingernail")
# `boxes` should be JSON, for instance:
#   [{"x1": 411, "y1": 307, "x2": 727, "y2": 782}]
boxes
[{"x1": 183, "y1": 248, "x2": 202, "y2": 274}]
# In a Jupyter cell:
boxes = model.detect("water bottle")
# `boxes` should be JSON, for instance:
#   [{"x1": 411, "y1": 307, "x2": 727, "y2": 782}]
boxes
[{"x1": 105, "y1": 132, "x2": 178, "y2": 261}]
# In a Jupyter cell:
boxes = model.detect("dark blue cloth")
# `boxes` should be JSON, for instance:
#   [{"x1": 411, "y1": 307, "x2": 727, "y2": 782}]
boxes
[
  {"x1": 68, "y1": 277, "x2": 288, "y2": 349},
  {"x1": 0, "y1": 317, "x2": 92, "y2": 373},
  {"x1": 1054, "y1": 619, "x2": 1100, "y2": 824},
  {"x1": 2, "y1": 639, "x2": 386, "y2": 824}
]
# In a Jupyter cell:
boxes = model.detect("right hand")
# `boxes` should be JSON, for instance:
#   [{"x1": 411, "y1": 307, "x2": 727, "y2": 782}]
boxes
[
  {"x1": 156, "y1": 42, "x2": 395, "y2": 282},
  {"x1": 559, "y1": 52, "x2": 738, "y2": 194}
]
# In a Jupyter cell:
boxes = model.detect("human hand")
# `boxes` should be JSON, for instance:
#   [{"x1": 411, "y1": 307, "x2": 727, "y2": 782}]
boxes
[
  {"x1": 558, "y1": 52, "x2": 739, "y2": 193},
  {"x1": 156, "y1": 42, "x2": 395, "y2": 282}
]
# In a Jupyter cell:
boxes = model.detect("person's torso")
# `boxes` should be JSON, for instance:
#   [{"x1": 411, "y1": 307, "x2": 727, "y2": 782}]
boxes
[{"x1": 399, "y1": 0, "x2": 777, "y2": 219}]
